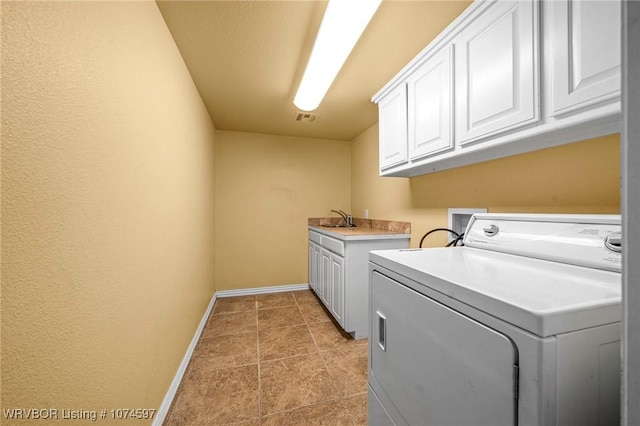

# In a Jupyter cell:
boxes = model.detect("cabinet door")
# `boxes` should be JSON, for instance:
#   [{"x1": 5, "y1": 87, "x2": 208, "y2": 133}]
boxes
[
  {"x1": 329, "y1": 254, "x2": 344, "y2": 326},
  {"x1": 320, "y1": 248, "x2": 331, "y2": 306},
  {"x1": 370, "y1": 271, "x2": 518, "y2": 426},
  {"x1": 407, "y1": 46, "x2": 453, "y2": 160},
  {"x1": 308, "y1": 241, "x2": 321, "y2": 294},
  {"x1": 308, "y1": 242, "x2": 316, "y2": 293},
  {"x1": 378, "y1": 84, "x2": 408, "y2": 170},
  {"x1": 549, "y1": 0, "x2": 621, "y2": 116},
  {"x1": 455, "y1": 0, "x2": 539, "y2": 145},
  {"x1": 313, "y1": 244, "x2": 321, "y2": 293}
]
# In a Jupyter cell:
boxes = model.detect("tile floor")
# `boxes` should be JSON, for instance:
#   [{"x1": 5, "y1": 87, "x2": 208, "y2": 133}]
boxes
[{"x1": 165, "y1": 290, "x2": 368, "y2": 425}]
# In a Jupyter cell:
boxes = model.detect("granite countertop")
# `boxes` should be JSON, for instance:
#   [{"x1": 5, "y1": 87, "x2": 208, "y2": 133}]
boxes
[{"x1": 308, "y1": 217, "x2": 411, "y2": 240}]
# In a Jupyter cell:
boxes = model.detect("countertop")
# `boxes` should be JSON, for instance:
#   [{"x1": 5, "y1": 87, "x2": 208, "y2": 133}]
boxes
[{"x1": 308, "y1": 217, "x2": 411, "y2": 241}]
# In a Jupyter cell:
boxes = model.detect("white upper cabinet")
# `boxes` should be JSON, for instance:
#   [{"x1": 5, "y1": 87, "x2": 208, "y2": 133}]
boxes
[
  {"x1": 407, "y1": 46, "x2": 454, "y2": 159},
  {"x1": 455, "y1": 0, "x2": 539, "y2": 145},
  {"x1": 378, "y1": 84, "x2": 408, "y2": 170},
  {"x1": 373, "y1": 0, "x2": 621, "y2": 177},
  {"x1": 549, "y1": 0, "x2": 621, "y2": 116}
]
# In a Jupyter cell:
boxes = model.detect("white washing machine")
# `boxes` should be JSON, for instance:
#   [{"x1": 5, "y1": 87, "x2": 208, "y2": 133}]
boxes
[{"x1": 368, "y1": 214, "x2": 622, "y2": 426}]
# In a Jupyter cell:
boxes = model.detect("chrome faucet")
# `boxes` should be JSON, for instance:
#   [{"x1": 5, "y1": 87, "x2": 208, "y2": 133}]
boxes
[{"x1": 331, "y1": 209, "x2": 355, "y2": 227}]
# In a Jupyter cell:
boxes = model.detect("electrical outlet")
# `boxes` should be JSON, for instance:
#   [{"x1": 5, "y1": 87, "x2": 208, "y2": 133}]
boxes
[{"x1": 448, "y1": 208, "x2": 488, "y2": 242}]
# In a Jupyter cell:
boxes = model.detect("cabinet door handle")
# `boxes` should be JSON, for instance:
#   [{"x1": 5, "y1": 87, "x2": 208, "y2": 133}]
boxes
[{"x1": 377, "y1": 311, "x2": 387, "y2": 352}]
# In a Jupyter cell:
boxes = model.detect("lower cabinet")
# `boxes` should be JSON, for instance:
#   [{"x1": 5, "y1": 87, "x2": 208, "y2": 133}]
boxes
[
  {"x1": 310, "y1": 241, "x2": 345, "y2": 327},
  {"x1": 308, "y1": 229, "x2": 409, "y2": 339}
]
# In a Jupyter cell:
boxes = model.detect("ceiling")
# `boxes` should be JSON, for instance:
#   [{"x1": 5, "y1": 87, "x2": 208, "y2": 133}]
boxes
[{"x1": 156, "y1": 0, "x2": 472, "y2": 141}]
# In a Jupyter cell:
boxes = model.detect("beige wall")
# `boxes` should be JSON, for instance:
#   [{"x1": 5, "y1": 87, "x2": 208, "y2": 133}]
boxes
[
  {"x1": 0, "y1": 0, "x2": 623, "y2": 419},
  {"x1": 213, "y1": 125, "x2": 620, "y2": 290},
  {"x1": 215, "y1": 131, "x2": 350, "y2": 291},
  {"x1": 1, "y1": 1, "x2": 216, "y2": 420},
  {"x1": 352, "y1": 125, "x2": 620, "y2": 247}
]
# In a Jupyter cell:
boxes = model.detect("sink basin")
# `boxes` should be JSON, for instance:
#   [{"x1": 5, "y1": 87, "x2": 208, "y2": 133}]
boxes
[{"x1": 321, "y1": 224, "x2": 357, "y2": 228}]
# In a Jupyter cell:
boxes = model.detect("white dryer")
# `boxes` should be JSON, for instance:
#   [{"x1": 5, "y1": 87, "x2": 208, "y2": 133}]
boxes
[{"x1": 368, "y1": 214, "x2": 622, "y2": 426}]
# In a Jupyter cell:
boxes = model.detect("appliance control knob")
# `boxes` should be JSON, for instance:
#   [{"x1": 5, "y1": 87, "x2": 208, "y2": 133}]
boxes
[
  {"x1": 604, "y1": 232, "x2": 622, "y2": 253},
  {"x1": 483, "y1": 224, "x2": 499, "y2": 237}
]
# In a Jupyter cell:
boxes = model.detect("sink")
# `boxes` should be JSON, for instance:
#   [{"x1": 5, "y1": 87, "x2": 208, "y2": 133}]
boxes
[{"x1": 321, "y1": 224, "x2": 357, "y2": 228}]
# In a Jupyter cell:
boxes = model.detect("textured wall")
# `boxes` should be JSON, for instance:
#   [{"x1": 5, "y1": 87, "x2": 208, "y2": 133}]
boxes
[
  {"x1": 1, "y1": 1, "x2": 216, "y2": 421},
  {"x1": 214, "y1": 131, "x2": 351, "y2": 290},
  {"x1": 351, "y1": 125, "x2": 620, "y2": 247}
]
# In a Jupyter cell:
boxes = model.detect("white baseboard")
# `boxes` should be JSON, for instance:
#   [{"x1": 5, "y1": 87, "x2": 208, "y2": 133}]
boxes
[
  {"x1": 153, "y1": 291, "x2": 217, "y2": 426},
  {"x1": 154, "y1": 283, "x2": 309, "y2": 424},
  {"x1": 216, "y1": 283, "x2": 310, "y2": 298}
]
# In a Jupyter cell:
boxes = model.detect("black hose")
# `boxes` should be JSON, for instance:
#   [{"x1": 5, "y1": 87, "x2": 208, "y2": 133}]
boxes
[
  {"x1": 419, "y1": 228, "x2": 460, "y2": 248},
  {"x1": 445, "y1": 233, "x2": 465, "y2": 247}
]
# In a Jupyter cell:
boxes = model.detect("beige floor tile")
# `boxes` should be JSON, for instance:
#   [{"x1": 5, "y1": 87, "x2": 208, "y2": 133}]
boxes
[
  {"x1": 191, "y1": 332, "x2": 258, "y2": 370},
  {"x1": 343, "y1": 393, "x2": 368, "y2": 425},
  {"x1": 292, "y1": 289, "x2": 320, "y2": 305},
  {"x1": 299, "y1": 302, "x2": 332, "y2": 324},
  {"x1": 180, "y1": 364, "x2": 211, "y2": 397},
  {"x1": 203, "y1": 311, "x2": 257, "y2": 338},
  {"x1": 212, "y1": 296, "x2": 256, "y2": 315},
  {"x1": 165, "y1": 381, "x2": 212, "y2": 425},
  {"x1": 258, "y1": 324, "x2": 318, "y2": 361},
  {"x1": 204, "y1": 365, "x2": 260, "y2": 425},
  {"x1": 322, "y1": 345, "x2": 368, "y2": 396},
  {"x1": 257, "y1": 292, "x2": 297, "y2": 309},
  {"x1": 308, "y1": 321, "x2": 359, "y2": 351},
  {"x1": 168, "y1": 364, "x2": 260, "y2": 425},
  {"x1": 168, "y1": 294, "x2": 369, "y2": 425},
  {"x1": 259, "y1": 353, "x2": 341, "y2": 416},
  {"x1": 220, "y1": 418, "x2": 260, "y2": 426},
  {"x1": 258, "y1": 306, "x2": 305, "y2": 330},
  {"x1": 261, "y1": 398, "x2": 354, "y2": 426}
]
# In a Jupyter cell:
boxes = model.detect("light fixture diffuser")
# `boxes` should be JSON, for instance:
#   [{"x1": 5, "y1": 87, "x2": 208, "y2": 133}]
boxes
[{"x1": 293, "y1": 0, "x2": 382, "y2": 112}]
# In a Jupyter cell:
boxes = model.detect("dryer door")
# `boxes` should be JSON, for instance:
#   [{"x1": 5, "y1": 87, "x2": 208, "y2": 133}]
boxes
[{"x1": 370, "y1": 271, "x2": 518, "y2": 426}]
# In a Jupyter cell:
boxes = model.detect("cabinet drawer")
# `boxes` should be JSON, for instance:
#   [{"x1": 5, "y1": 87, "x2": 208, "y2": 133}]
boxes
[
  {"x1": 321, "y1": 235, "x2": 345, "y2": 256},
  {"x1": 309, "y1": 230, "x2": 322, "y2": 244}
]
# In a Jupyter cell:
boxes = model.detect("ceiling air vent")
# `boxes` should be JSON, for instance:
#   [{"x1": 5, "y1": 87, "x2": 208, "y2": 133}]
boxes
[{"x1": 295, "y1": 112, "x2": 318, "y2": 123}]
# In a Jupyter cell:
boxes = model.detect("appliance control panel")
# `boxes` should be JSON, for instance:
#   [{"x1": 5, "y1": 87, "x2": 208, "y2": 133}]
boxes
[{"x1": 464, "y1": 214, "x2": 622, "y2": 272}]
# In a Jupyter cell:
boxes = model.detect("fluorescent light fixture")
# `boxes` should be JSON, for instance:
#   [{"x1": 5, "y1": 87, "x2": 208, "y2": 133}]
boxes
[{"x1": 293, "y1": 0, "x2": 382, "y2": 112}]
